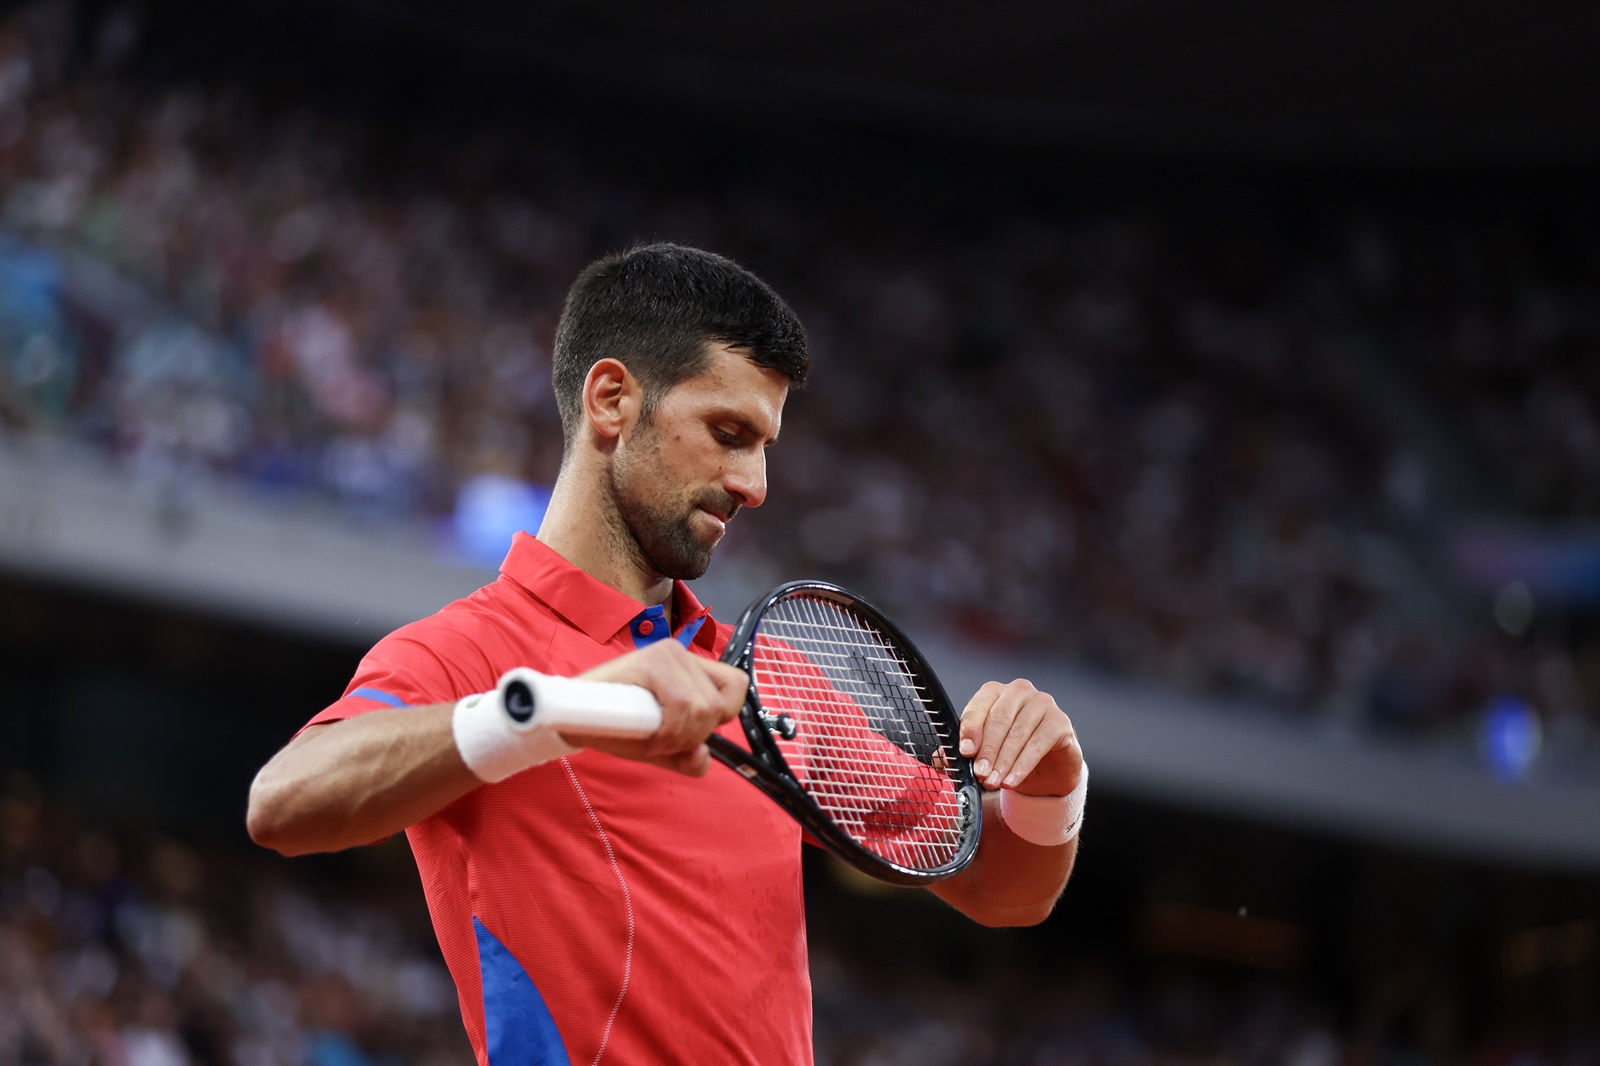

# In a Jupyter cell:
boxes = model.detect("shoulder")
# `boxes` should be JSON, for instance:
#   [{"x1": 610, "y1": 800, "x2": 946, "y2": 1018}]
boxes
[{"x1": 365, "y1": 576, "x2": 554, "y2": 694}]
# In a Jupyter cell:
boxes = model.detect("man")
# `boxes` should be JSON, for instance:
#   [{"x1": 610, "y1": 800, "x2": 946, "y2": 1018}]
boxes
[{"x1": 247, "y1": 243, "x2": 1086, "y2": 1065}]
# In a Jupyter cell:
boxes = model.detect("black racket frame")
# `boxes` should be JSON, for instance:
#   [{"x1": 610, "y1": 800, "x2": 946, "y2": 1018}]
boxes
[{"x1": 705, "y1": 580, "x2": 983, "y2": 886}]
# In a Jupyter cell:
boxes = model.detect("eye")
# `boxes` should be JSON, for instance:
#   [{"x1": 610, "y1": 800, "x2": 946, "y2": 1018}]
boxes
[{"x1": 712, "y1": 425, "x2": 743, "y2": 447}]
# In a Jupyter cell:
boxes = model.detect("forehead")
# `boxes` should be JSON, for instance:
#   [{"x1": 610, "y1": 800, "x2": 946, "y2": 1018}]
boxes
[{"x1": 663, "y1": 343, "x2": 789, "y2": 432}]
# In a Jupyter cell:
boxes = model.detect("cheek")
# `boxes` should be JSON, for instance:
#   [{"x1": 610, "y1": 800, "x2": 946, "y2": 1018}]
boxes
[
  {"x1": 643, "y1": 437, "x2": 715, "y2": 497},
  {"x1": 667, "y1": 433, "x2": 723, "y2": 477}
]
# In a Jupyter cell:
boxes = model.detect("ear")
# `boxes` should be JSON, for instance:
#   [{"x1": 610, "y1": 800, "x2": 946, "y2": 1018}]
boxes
[{"x1": 581, "y1": 358, "x2": 642, "y2": 443}]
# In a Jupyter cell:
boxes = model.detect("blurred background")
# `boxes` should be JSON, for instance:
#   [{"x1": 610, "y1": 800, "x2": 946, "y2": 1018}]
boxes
[{"x1": 1, "y1": 0, "x2": 1597, "y2": 1062}]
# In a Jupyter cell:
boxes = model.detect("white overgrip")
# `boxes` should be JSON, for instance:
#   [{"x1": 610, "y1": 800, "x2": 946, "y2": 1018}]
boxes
[
  {"x1": 452, "y1": 669, "x2": 664, "y2": 783},
  {"x1": 512, "y1": 671, "x2": 663, "y2": 736}
]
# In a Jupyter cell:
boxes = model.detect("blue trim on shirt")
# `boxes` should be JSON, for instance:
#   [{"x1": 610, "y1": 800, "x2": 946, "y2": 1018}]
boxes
[
  {"x1": 348, "y1": 687, "x2": 409, "y2": 708},
  {"x1": 629, "y1": 604, "x2": 670, "y2": 648},
  {"x1": 676, "y1": 616, "x2": 706, "y2": 648},
  {"x1": 630, "y1": 605, "x2": 708, "y2": 650},
  {"x1": 475, "y1": 917, "x2": 571, "y2": 1066}
]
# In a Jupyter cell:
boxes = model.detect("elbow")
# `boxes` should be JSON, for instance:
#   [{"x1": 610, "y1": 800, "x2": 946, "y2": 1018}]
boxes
[
  {"x1": 246, "y1": 774, "x2": 315, "y2": 857},
  {"x1": 934, "y1": 875, "x2": 1065, "y2": 928},
  {"x1": 967, "y1": 900, "x2": 1057, "y2": 929},
  {"x1": 245, "y1": 780, "x2": 288, "y2": 854},
  {"x1": 1005, "y1": 900, "x2": 1058, "y2": 928},
  {"x1": 947, "y1": 887, "x2": 1060, "y2": 928}
]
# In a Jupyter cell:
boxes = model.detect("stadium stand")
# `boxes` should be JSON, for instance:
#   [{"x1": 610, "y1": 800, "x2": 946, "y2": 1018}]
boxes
[
  {"x1": 3, "y1": 780, "x2": 1594, "y2": 1065},
  {"x1": 0, "y1": 4, "x2": 1594, "y2": 766},
  {"x1": 1, "y1": 4, "x2": 1597, "y2": 1063}
]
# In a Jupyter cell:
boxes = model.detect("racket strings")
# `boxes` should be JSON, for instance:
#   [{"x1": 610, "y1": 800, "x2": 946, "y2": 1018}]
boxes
[{"x1": 751, "y1": 594, "x2": 966, "y2": 872}]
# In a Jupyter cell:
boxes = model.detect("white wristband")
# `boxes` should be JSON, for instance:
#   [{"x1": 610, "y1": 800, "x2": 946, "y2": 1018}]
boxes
[
  {"x1": 999, "y1": 761, "x2": 1088, "y2": 847},
  {"x1": 452, "y1": 668, "x2": 582, "y2": 783}
]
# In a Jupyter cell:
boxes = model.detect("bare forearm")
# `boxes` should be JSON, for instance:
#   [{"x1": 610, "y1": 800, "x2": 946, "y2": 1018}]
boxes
[
  {"x1": 248, "y1": 643, "x2": 749, "y2": 856},
  {"x1": 939, "y1": 677, "x2": 1086, "y2": 926},
  {"x1": 247, "y1": 704, "x2": 481, "y2": 856},
  {"x1": 929, "y1": 792, "x2": 1078, "y2": 926}
]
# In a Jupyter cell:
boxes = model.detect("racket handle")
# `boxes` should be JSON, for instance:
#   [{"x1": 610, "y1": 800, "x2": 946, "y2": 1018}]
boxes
[{"x1": 498, "y1": 669, "x2": 663, "y2": 737}]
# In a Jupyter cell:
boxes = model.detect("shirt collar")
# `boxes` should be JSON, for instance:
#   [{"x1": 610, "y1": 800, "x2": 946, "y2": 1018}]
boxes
[{"x1": 498, "y1": 532, "x2": 718, "y2": 650}]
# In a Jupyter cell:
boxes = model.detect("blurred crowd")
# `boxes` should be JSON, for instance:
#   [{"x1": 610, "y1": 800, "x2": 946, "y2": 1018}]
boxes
[
  {"x1": 0, "y1": 782, "x2": 463, "y2": 1066},
  {"x1": 808, "y1": 951, "x2": 1592, "y2": 1066},
  {"x1": 0, "y1": 3, "x2": 1595, "y2": 762},
  {"x1": 3, "y1": 782, "x2": 1591, "y2": 1066}
]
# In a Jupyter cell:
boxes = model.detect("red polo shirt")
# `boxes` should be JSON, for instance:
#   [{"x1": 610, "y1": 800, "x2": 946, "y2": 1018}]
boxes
[{"x1": 303, "y1": 533, "x2": 811, "y2": 1065}]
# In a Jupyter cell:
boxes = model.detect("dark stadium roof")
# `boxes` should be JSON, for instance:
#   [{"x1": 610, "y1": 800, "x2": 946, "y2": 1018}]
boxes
[
  {"x1": 345, "y1": 0, "x2": 1600, "y2": 163},
  {"x1": 108, "y1": 0, "x2": 1600, "y2": 164}
]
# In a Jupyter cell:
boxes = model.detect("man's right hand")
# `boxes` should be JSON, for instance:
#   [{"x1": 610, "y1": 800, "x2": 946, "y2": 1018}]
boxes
[{"x1": 564, "y1": 641, "x2": 747, "y2": 776}]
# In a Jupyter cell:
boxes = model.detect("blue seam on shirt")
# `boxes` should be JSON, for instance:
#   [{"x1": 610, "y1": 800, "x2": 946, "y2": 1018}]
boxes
[
  {"x1": 676, "y1": 616, "x2": 706, "y2": 648},
  {"x1": 348, "y1": 687, "x2": 409, "y2": 708}
]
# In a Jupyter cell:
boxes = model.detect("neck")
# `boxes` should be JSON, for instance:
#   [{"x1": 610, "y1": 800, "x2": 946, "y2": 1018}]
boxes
[{"x1": 538, "y1": 462, "x2": 674, "y2": 615}]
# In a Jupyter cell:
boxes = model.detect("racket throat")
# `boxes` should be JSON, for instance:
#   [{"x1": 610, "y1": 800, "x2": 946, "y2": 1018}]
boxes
[{"x1": 761, "y1": 711, "x2": 798, "y2": 740}]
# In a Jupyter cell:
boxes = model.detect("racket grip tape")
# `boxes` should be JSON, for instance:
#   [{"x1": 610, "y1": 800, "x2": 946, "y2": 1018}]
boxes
[
  {"x1": 498, "y1": 669, "x2": 663, "y2": 736},
  {"x1": 452, "y1": 669, "x2": 662, "y2": 783}
]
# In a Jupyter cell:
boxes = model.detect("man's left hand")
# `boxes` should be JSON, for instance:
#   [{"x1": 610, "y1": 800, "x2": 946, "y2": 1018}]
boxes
[{"x1": 958, "y1": 680, "x2": 1083, "y2": 797}]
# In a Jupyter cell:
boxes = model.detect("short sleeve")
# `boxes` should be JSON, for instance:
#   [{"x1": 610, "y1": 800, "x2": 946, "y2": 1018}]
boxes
[{"x1": 297, "y1": 614, "x2": 505, "y2": 735}]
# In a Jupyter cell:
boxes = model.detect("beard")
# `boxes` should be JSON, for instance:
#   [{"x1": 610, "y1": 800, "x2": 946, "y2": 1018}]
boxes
[{"x1": 607, "y1": 428, "x2": 739, "y2": 581}]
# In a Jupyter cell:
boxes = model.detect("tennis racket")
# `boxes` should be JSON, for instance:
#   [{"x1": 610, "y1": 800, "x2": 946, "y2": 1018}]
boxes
[{"x1": 502, "y1": 580, "x2": 983, "y2": 886}]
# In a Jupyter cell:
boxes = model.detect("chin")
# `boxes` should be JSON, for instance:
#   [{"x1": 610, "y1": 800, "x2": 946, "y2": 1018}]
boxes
[{"x1": 656, "y1": 542, "x2": 715, "y2": 581}]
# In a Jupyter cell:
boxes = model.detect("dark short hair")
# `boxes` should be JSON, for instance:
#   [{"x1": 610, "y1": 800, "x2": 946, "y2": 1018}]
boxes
[{"x1": 551, "y1": 243, "x2": 810, "y2": 443}]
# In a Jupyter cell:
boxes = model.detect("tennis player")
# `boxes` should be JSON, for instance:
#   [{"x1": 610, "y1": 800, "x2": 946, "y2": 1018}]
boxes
[{"x1": 247, "y1": 243, "x2": 1087, "y2": 1065}]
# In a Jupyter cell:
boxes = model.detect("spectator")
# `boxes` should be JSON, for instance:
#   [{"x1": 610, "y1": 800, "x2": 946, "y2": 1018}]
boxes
[{"x1": 0, "y1": 3, "x2": 1593, "y2": 762}]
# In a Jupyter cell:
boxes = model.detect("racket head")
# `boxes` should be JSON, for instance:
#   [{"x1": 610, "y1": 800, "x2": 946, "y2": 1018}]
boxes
[{"x1": 715, "y1": 580, "x2": 982, "y2": 886}]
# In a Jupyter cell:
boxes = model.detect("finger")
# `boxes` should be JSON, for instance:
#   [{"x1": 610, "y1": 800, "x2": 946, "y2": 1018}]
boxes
[
  {"x1": 676, "y1": 658, "x2": 742, "y2": 739},
  {"x1": 651, "y1": 651, "x2": 724, "y2": 753},
  {"x1": 705, "y1": 662, "x2": 750, "y2": 721},
  {"x1": 582, "y1": 643, "x2": 716, "y2": 728},
  {"x1": 574, "y1": 736, "x2": 710, "y2": 776},
  {"x1": 1004, "y1": 720, "x2": 1077, "y2": 792},
  {"x1": 972, "y1": 680, "x2": 1035, "y2": 784},
  {"x1": 667, "y1": 743, "x2": 712, "y2": 777},
  {"x1": 679, "y1": 652, "x2": 727, "y2": 718},
  {"x1": 988, "y1": 699, "x2": 1049, "y2": 788},
  {"x1": 958, "y1": 681, "x2": 1003, "y2": 759}
]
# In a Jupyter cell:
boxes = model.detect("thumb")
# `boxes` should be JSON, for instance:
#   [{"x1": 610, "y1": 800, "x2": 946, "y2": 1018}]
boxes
[{"x1": 672, "y1": 744, "x2": 712, "y2": 777}]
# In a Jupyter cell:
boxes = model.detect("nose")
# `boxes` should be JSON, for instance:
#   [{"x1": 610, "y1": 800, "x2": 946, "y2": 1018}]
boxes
[{"x1": 724, "y1": 448, "x2": 768, "y2": 510}]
